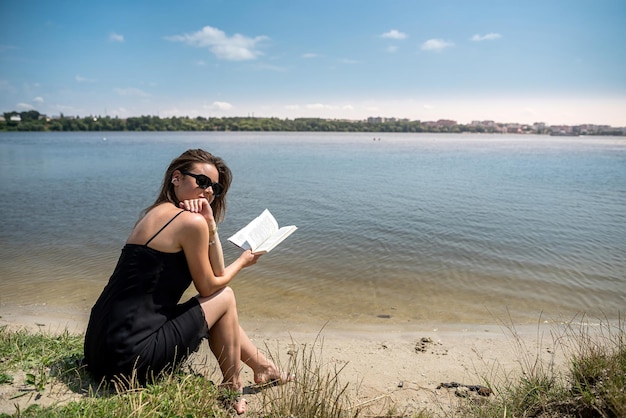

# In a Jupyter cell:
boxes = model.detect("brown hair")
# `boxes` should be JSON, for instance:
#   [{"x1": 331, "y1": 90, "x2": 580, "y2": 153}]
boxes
[{"x1": 141, "y1": 149, "x2": 232, "y2": 222}]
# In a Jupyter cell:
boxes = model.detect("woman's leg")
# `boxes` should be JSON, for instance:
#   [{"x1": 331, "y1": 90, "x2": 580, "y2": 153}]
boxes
[
  {"x1": 196, "y1": 287, "x2": 246, "y2": 414},
  {"x1": 239, "y1": 325, "x2": 295, "y2": 385}
]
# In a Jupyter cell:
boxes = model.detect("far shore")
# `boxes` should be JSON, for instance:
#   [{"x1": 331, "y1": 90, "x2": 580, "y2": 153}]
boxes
[{"x1": 0, "y1": 303, "x2": 581, "y2": 415}]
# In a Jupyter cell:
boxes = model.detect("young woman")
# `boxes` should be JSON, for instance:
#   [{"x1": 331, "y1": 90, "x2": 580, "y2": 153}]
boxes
[{"x1": 84, "y1": 149, "x2": 291, "y2": 414}]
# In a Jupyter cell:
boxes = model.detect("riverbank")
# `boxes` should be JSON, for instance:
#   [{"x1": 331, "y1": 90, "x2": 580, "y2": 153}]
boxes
[{"x1": 0, "y1": 305, "x2": 572, "y2": 416}]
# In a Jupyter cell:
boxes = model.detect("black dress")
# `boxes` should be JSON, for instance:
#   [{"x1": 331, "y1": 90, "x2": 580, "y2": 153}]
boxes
[{"x1": 84, "y1": 211, "x2": 208, "y2": 382}]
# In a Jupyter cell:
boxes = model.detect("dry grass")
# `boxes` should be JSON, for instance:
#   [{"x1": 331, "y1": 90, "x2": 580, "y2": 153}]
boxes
[
  {"x1": 1, "y1": 315, "x2": 624, "y2": 417},
  {"x1": 454, "y1": 314, "x2": 625, "y2": 418}
]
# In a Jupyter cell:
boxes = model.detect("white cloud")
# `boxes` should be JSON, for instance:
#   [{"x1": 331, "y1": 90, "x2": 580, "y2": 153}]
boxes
[
  {"x1": 214, "y1": 101, "x2": 232, "y2": 110},
  {"x1": 381, "y1": 29, "x2": 408, "y2": 40},
  {"x1": 165, "y1": 26, "x2": 268, "y2": 61},
  {"x1": 33, "y1": 96, "x2": 44, "y2": 103},
  {"x1": 17, "y1": 102, "x2": 34, "y2": 110},
  {"x1": 471, "y1": 33, "x2": 502, "y2": 42},
  {"x1": 421, "y1": 39, "x2": 454, "y2": 51},
  {"x1": 114, "y1": 87, "x2": 149, "y2": 97},
  {"x1": 75, "y1": 74, "x2": 96, "y2": 83},
  {"x1": 211, "y1": 101, "x2": 233, "y2": 110},
  {"x1": 109, "y1": 32, "x2": 125, "y2": 43},
  {"x1": 306, "y1": 103, "x2": 339, "y2": 110}
]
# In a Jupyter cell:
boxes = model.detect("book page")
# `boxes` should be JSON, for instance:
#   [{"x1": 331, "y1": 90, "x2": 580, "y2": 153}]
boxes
[
  {"x1": 254, "y1": 225, "x2": 298, "y2": 254},
  {"x1": 228, "y1": 209, "x2": 278, "y2": 251}
]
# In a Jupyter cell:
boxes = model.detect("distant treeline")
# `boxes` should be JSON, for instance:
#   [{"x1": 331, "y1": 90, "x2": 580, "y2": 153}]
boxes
[
  {"x1": 1, "y1": 110, "x2": 624, "y2": 135},
  {"x1": 0, "y1": 111, "x2": 479, "y2": 133}
]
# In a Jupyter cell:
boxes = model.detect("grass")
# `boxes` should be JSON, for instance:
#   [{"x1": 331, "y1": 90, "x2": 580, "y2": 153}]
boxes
[
  {"x1": 0, "y1": 316, "x2": 624, "y2": 417},
  {"x1": 455, "y1": 315, "x2": 626, "y2": 418}
]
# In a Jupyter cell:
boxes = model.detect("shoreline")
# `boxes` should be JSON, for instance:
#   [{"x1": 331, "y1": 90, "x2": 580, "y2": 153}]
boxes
[{"x1": 1, "y1": 304, "x2": 576, "y2": 415}]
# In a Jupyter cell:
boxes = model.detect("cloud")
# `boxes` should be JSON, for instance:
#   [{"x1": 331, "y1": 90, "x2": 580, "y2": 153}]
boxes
[
  {"x1": 420, "y1": 39, "x2": 454, "y2": 51},
  {"x1": 471, "y1": 33, "x2": 502, "y2": 42},
  {"x1": 386, "y1": 45, "x2": 399, "y2": 53},
  {"x1": 302, "y1": 53, "x2": 319, "y2": 59},
  {"x1": 17, "y1": 102, "x2": 34, "y2": 110},
  {"x1": 213, "y1": 101, "x2": 232, "y2": 110},
  {"x1": 75, "y1": 74, "x2": 96, "y2": 83},
  {"x1": 210, "y1": 101, "x2": 233, "y2": 111},
  {"x1": 165, "y1": 26, "x2": 268, "y2": 61},
  {"x1": 33, "y1": 96, "x2": 44, "y2": 104},
  {"x1": 114, "y1": 87, "x2": 149, "y2": 97},
  {"x1": 306, "y1": 103, "x2": 340, "y2": 110},
  {"x1": 381, "y1": 29, "x2": 408, "y2": 40},
  {"x1": 109, "y1": 32, "x2": 125, "y2": 43}
]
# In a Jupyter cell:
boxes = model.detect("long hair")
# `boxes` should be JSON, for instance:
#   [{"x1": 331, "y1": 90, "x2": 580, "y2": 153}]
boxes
[{"x1": 141, "y1": 149, "x2": 232, "y2": 222}]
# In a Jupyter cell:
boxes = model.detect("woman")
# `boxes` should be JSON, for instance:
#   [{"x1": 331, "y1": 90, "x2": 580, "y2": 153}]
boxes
[{"x1": 84, "y1": 149, "x2": 290, "y2": 414}]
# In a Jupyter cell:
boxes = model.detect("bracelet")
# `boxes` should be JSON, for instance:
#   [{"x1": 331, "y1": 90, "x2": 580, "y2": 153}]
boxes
[
  {"x1": 209, "y1": 240, "x2": 216, "y2": 246},
  {"x1": 209, "y1": 225, "x2": 218, "y2": 235}
]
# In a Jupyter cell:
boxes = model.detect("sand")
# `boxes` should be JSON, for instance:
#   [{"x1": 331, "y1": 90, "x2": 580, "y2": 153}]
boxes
[{"x1": 0, "y1": 307, "x2": 570, "y2": 416}]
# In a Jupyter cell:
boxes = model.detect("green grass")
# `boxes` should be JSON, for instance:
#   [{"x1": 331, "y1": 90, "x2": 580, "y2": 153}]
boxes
[
  {"x1": 455, "y1": 316, "x2": 626, "y2": 418},
  {"x1": 1, "y1": 317, "x2": 624, "y2": 417}
]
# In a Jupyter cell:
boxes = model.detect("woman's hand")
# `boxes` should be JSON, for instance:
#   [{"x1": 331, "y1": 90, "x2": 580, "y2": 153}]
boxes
[
  {"x1": 239, "y1": 250, "x2": 261, "y2": 268},
  {"x1": 179, "y1": 198, "x2": 216, "y2": 227}
]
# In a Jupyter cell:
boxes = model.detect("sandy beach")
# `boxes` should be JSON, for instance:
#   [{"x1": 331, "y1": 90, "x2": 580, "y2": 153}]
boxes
[{"x1": 0, "y1": 305, "x2": 571, "y2": 416}]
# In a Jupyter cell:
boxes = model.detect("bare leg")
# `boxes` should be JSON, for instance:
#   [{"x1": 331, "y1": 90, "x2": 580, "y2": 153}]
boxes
[
  {"x1": 239, "y1": 325, "x2": 294, "y2": 385},
  {"x1": 196, "y1": 287, "x2": 246, "y2": 414}
]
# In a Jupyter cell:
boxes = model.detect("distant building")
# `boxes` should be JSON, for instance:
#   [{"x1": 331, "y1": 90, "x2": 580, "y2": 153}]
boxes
[
  {"x1": 367, "y1": 117, "x2": 386, "y2": 124},
  {"x1": 435, "y1": 119, "x2": 457, "y2": 127}
]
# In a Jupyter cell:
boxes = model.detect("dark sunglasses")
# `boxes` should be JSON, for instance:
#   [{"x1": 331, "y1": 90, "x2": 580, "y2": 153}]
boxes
[{"x1": 181, "y1": 170, "x2": 224, "y2": 196}]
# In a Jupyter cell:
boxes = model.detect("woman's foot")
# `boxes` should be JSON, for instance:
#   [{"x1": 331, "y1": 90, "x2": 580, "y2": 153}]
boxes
[
  {"x1": 232, "y1": 394, "x2": 247, "y2": 415},
  {"x1": 219, "y1": 385, "x2": 247, "y2": 415},
  {"x1": 253, "y1": 365, "x2": 295, "y2": 388}
]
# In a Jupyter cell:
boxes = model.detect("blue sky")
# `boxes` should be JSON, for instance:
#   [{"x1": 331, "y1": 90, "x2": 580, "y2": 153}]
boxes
[{"x1": 2, "y1": 0, "x2": 625, "y2": 126}]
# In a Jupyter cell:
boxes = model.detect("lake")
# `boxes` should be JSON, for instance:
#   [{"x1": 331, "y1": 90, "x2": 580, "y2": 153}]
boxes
[{"x1": 0, "y1": 131, "x2": 624, "y2": 331}]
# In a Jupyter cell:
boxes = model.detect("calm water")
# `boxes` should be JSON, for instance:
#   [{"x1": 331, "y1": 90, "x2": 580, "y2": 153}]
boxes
[{"x1": 0, "y1": 132, "x2": 624, "y2": 329}]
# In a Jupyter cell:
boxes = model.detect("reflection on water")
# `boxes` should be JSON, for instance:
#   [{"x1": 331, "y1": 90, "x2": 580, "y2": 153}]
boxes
[{"x1": 1, "y1": 132, "x2": 625, "y2": 328}]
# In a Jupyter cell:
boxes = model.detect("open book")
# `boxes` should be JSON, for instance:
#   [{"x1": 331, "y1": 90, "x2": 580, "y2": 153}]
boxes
[{"x1": 227, "y1": 209, "x2": 297, "y2": 254}]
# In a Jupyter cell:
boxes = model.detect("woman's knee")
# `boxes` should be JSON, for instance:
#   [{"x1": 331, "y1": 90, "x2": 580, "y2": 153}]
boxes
[
  {"x1": 198, "y1": 286, "x2": 237, "y2": 310},
  {"x1": 197, "y1": 286, "x2": 238, "y2": 328},
  {"x1": 219, "y1": 286, "x2": 236, "y2": 302}
]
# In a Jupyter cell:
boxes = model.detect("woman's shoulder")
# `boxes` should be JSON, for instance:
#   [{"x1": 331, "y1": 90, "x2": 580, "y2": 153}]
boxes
[
  {"x1": 141, "y1": 203, "x2": 182, "y2": 224},
  {"x1": 148, "y1": 204, "x2": 207, "y2": 231},
  {"x1": 128, "y1": 204, "x2": 196, "y2": 245}
]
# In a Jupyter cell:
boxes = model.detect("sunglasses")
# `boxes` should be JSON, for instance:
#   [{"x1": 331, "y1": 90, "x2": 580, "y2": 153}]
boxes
[{"x1": 181, "y1": 170, "x2": 224, "y2": 196}]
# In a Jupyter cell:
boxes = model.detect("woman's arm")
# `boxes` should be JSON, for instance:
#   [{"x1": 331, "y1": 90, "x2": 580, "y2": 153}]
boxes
[
  {"x1": 180, "y1": 198, "x2": 225, "y2": 275},
  {"x1": 179, "y1": 212, "x2": 259, "y2": 297},
  {"x1": 207, "y1": 225, "x2": 226, "y2": 276}
]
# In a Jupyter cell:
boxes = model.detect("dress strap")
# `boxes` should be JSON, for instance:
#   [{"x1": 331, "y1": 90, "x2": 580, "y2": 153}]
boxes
[{"x1": 145, "y1": 210, "x2": 185, "y2": 246}]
